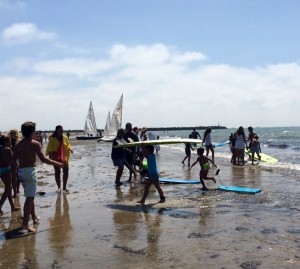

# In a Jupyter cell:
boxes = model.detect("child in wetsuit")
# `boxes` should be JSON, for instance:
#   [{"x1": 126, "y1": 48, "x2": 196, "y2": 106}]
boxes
[
  {"x1": 189, "y1": 147, "x2": 217, "y2": 190},
  {"x1": 137, "y1": 145, "x2": 165, "y2": 204}
]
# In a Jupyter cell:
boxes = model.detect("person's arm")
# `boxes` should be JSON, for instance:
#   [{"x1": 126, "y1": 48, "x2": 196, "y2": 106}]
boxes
[
  {"x1": 243, "y1": 134, "x2": 248, "y2": 149},
  {"x1": 188, "y1": 158, "x2": 198, "y2": 170},
  {"x1": 5, "y1": 147, "x2": 13, "y2": 162},
  {"x1": 36, "y1": 143, "x2": 63, "y2": 167},
  {"x1": 207, "y1": 156, "x2": 217, "y2": 167}
]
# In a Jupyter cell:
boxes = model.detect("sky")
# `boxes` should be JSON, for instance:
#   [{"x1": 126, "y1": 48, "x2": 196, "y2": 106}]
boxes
[{"x1": 1, "y1": 0, "x2": 300, "y2": 131}]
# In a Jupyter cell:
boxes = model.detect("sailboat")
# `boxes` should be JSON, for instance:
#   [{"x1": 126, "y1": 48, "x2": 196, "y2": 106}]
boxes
[
  {"x1": 100, "y1": 94, "x2": 123, "y2": 142},
  {"x1": 76, "y1": 101, "x2": 102, "y2": 140}
]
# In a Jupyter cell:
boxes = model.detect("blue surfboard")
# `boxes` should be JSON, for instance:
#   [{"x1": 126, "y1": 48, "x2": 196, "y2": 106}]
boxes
[
  {"x1": 159, "y1": 178, "x2": 200, "y2": 184},
  {"x1": 218, "y1": 185, "x2": 261, "y2": 194}
]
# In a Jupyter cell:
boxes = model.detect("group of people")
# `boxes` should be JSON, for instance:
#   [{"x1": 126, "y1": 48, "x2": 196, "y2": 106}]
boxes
[
  {"x1": 229, "y1": 126, "x2": 261, "y2": 165},
  {"x1": 0, "y1": 122, "x2": 73, "y2": 232},
  {"x1": 112, "y1": 125, "x2": 219, "y2": 202},
  {"x1": 111, "y1": 123, "x2": 166, "y2": 204}
]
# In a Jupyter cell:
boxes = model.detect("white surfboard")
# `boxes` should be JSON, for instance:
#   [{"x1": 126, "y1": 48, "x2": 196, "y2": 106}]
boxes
[{"x1": 113, "y1": 138, "x2": 203, "y2": 148}]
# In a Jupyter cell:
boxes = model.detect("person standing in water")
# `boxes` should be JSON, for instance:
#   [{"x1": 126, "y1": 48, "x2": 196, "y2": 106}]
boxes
[
  {"x1": 182, "y1": 134, "x2": 194, "y2": 166},
  {"x1": 46, "y1": 125, "x2": 73, "y2": 193},
  {"x1": 202, "y1": 128, "x2": 215, "y2": 163}
]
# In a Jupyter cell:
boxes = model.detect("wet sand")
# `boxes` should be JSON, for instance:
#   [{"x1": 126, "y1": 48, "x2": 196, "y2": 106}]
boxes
[{"x1": 0, "y1": 139, "x2": 300, "y2": 268}]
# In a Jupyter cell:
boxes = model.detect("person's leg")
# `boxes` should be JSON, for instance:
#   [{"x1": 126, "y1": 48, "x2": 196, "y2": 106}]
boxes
[
  {"x1": 11, "y1": 166, "x2": 18, "y2": 197},
  {"x1": 62, "y1": 164, "x2": 69, "y2": 191},
  {"x1": 154, "y1": 181, "x2": 165, "y2": 202},
  {"x1": 200, "y1": 178, "x2": 208, "y2": 190},
  {"x1": 124, "y1": 160, "x2": 136, "y2": 182},
  {"x1": 22, "y1": 197, "x2": 36, "y2": 232},
  {"x1": 0, "y1": 172, "x2": 19, "y2": 212},
  {"x1": 30, "y1": 199, "x2": 39, "y2": 224},
  {"x1": 54, "y1": 166, "x2": 61, "y2": 192},
  {"x1": 115, "y1": 165, "x2": 124, "y2": 185},
  {"x1": 211, "y1": 146, "x2": 215, "y2": 163},
  {"x1": 137, "y1": 180, "x2": 152, "y2": 204},
  {"x1": 182, "y1": 155, "x2": 188, "y2": 164}
]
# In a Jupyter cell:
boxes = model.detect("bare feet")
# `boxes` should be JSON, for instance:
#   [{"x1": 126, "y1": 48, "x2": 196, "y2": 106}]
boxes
[
  {"x1": 63, "y1": 189, "x2": 70, "y2": 194},
  {"x1": 56, "y1": 188, "x2": 61, "y2": 193},
  {"x1": 0, "y1": 210, "x2": 4, "y2": 216},
  {"x1": 137, "y1": 200, "x2": 145, "y2": 205},
  {"x1": 211, "y1": 177, "x2": 216, "y2": 183},
  {"x1": 21, "y1": 225, "x2": 36, "y2": 233},
  {"x1": 11, "y1": 207, "x2": 21, "y2": 212},
  {"x1": 33, "y1": 215, "x2": 40, "y2": 224},
  {"x1": 159, "y1": 197, "x2": 166, "y2": 203},
  {"x1": 201, "y1": 187, "x2": 209, "y2": 191}
]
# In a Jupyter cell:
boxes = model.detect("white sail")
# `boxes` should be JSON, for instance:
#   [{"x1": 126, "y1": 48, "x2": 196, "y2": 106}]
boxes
[
  {"x1": 109, "y1": 94, "x2": 123, "y2": 135},
  {"x1": 84, "y1": 101, "x2": 98, "y2": 137},
  {"x1": 101, "y1": 94, "x2": 123, "y2": 141},
  {"x1": 103, "y1": 111, "x2": 111, "y2": 135}
]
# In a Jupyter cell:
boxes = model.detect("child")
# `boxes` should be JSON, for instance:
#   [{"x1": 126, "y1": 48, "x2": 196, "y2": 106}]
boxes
[
  {"x1": 13, "y1": 121, "x2": 64, "y2": 232},
  {"x1": 134, "y1": 159, "x2": 149, "y2": 182},
  {"x1": 189, "y1": 147, "x2": 217, "y2": 191},
  {"x1": 0, "y1": 135, "x2": 20, "y2": 216},
  {"x1": 250, "y1": 135, "x2": 261, "y2": 165},
  {"x1": 137, "y1": 145, "x2": 165, "y2": 204},
  {"x1": 182, "y1": 134, "x2": 194, "y2": 166}
]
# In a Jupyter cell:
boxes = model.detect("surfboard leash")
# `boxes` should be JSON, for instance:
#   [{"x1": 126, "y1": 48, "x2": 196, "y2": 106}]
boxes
[{"x1": 215, "y1": 169, "x2": 225, "y2": 186}]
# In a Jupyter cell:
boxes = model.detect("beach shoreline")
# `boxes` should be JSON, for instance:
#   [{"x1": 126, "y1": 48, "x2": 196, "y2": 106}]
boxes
[{"x1": 0, "y1": 139, "x2": 300, "y2": 268}]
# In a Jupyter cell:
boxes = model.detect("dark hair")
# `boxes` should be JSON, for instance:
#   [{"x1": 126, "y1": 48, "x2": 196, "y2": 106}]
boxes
[
  {"x1": 197, "y1": 147, "x2": 205, "y2": 155},
  {"x1": 145, "y1": 145, "x2": 154, "y2": 153},
  {"x1": 21, "y1": 121, "x2": 36, "y2": 137},
  {"x1": 51, "y1": 125, "x2": 63, "y2": 138}
]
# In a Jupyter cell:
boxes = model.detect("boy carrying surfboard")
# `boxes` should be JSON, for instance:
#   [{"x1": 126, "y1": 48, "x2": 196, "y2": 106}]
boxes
[{"x1": 189, "y1": 147, "x2": 217, "y2": 191}]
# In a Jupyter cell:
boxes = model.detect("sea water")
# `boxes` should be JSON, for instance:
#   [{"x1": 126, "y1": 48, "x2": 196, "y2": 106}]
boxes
[{"x1": 154, "y1": 126, "x2": 300, "y2": 177}]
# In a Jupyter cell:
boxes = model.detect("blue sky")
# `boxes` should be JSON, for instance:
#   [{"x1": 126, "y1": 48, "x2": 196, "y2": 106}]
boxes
[{"x1": 1, "y1": 0, "x2": 300, "y2": 131}]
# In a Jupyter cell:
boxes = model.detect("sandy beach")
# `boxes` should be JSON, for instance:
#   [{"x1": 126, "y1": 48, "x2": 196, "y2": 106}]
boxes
[{"x1": 0, "y1": 138, "x2": 300, "y2": 269}]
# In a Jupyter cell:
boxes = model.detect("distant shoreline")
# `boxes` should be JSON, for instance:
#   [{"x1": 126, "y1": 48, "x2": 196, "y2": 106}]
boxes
[
  {"x1": 56, "y1": 125, "x2": 227, "y2": 133},
  {"x1": 1, "y1": 126, "x2": 226, "y2": 134}
]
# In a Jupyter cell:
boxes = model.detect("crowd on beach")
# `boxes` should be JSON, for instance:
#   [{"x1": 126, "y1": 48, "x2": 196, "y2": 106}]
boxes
[
  {"x1": 1, "y1": 120, "x2": 261, "y2": 233},
  {"x1": 0, "y1": 122, "x2": 72, "y2": 233}
]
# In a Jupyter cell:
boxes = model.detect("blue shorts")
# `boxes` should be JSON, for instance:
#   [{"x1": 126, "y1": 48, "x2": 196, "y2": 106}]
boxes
[
  {"x1": 112, "y1": 159, "x2": 125, "y2": 168},
  {"x1": 251, "y1": 146, "x2": 260, "y2": 154},
  {"x1": 18, "y1": 167, "x2": 37, "y2": 197},
  {"x1": 0, "y1": 166, "x2": 11, "y2": 177}
]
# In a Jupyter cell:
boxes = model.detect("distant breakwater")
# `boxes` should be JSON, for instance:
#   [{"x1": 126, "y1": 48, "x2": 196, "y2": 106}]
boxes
[{"x1": 146, "y1": 126, "x2": 227, "y2": 132}]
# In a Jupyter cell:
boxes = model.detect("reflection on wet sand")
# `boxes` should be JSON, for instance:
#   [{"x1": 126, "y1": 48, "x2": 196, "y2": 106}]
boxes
[
  {"x1": 112, "y1": 187, "x2": 163, "y2": 260},
  {"x1": 0, "y1": 196, "x2": 38, "y2": 268},
  {"x1": 48, "y1": 194, "x2": 72, "y2": 260}
]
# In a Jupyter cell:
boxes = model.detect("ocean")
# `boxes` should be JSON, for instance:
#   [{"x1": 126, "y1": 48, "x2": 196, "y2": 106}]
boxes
[{"x1": 152, "y1": 126, "x2": 300, "y2": 177}]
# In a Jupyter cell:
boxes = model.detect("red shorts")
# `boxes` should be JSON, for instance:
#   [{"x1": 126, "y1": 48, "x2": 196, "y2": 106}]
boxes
[{"x1": 200, "y1": 170, "x2": 208, "y2": 178}]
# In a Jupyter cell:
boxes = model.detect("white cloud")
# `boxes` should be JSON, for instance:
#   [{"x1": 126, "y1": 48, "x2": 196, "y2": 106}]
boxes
[
  {"x1": 1, "y1": 43, "x2": 300, "y2": 131},
  {"x1": 0, "y1": 0, "x2": 25, "y2": 9},
  {"x1": 2, "y1": 22, "x2": 56, "y2": 44}
]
